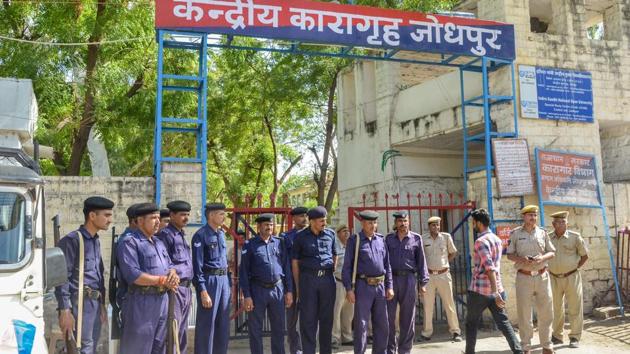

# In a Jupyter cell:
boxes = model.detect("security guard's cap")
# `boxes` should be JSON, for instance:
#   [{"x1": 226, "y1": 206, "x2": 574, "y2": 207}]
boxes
[
  {"x1": 392, "y1": 211, "x2": 408, "y2": 219},
  {"x1": 83, "y1": 196, "x2": 114, "y2": 213},
  {"x1": 550, "y1": 211, "x2": 569, "y2": 219},
  {"x1": 160, "y1": 209, "x2": 170, "y2": 218},
  {"x1": 427, "y1": 216, "x2": 441, "y2": 224},
  {"x1": 359, "y1": 210, "x2": 379, "y2": 221},
  {"x1": 135, "y1": 203, "x2": 160, "y2": 217},
  {"x1": 290, "y1": 206, "x2": 308, "y2": 216},
  {"x1": 255, "y1": 213, "x2": 274, "y2": 223},
  {"x1": 307, "y1": 206, "x2": 327, "y2": 219},
  {"x1": 167, "y1": 200, "x2": 191, "y2": 213},
  {"x1": 126, "y1": 203, "x2": 140, "y2": 219},
  {"x1": 520, "y1": 205, "x2": 539, "y2": 214},
  {"x1": 205, "y1": 203, "x2": 226, "y2": 212}
]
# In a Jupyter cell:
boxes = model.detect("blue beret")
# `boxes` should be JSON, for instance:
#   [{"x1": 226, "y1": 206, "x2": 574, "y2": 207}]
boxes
[
  {"x1": 160, "y1": 208, "x2": 170, "y2": 218},
  {"x1": 307, "y1": 206, "x2": 327, "y2": 219},
  {"x1": 290, "y1": 207, "x2": 308, "y2": 216},
  {"x1": 392, "y1": 211, "x2": 408, "y2": 219},
  {"x1": 83, "y1": 196, "x2": 114, "y2": 213},
  {"x1": 205, "y1": 203, "x2": 226, "y2": 212},
  {"x1": 126, "y1": 203, "x2": 140, "y2": 219},
  {"x1": 255, "y1": 213, "x2": 274, "y2": 223},
  {"x1": 167, "y1": 200, "x2": 191, "y2": 212},
  {"x1": 359, "y1": 210, "x2": 379, "y2": 221},
  {"x1": 134, "y1": 203, "x2": 160, "y2": 217}
]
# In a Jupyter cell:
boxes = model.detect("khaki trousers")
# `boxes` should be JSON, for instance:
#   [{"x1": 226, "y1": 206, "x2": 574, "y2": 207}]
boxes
[
  {"x1": 333, "y1": 279, "x2": 354, "y2": 343},
  {"x1": 421, "y1": 272, "x2": 460, "y2": 337},
  {"x1": 551, "y1": 271, "x2": 583, "y2": 340},
  {"x1": 515, "y1": 272, "x2": 554, "y2": 350}
]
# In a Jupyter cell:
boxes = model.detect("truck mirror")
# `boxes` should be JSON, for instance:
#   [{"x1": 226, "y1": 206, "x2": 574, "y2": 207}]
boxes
[{"x1": 45, "y1": 247, "x2": 67, "y2": 290}]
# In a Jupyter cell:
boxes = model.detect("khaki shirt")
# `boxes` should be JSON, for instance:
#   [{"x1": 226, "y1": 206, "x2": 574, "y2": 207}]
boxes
[
  {"x1": 506, "y1": 226, "x2": 555, "y2": 272},
  {"x1": 422, "y1": 232, "x2": 457, "y2": 270},
  {"x1": 548, "y1": 229, "x2": 588, "y2": 274}
]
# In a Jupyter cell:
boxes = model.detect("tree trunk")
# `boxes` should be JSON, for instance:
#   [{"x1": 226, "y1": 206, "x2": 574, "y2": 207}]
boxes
[{"x1": 67, "y1": 1, "x2": 108, "y2": 175}]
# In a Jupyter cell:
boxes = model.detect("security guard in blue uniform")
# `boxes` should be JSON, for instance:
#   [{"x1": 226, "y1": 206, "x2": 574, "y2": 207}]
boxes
[
  {"x1": 291, "y1": 206, "x2": 337, "y2": 354},
  {"x1": 55, "y1": 196, "x2": 114, "y2": 354},
  {"x1": 191, "y1": 203, "x2": 231, "y2": 354},
  {"x1": 240, "y1": 213, "x2": 294, "y2": 354},
  {"x1": 281, "y1": 206, "x2": 308, "y2": 354}
]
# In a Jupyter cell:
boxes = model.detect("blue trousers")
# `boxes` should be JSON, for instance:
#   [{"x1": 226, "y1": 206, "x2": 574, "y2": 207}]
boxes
[
  {"x1": 71, "y1": 296, "x2": 101, "y2": 354},
  {"x1": 285, "y1": 298, "x2": 302, "y2": 354},
  {"x1": 298, "y1": 273, "x2": 335, "y2": 354},
  {"x1": 387, "y1": 274, "x2": 417, "y2": 354},
  {"x1": 194, "y1": 274, "x2": 230, "y2": 354},
  {"x1": 354, "y1": 280, "x2": 389, "y2": 354},
  {"x1": 175, "y1": 285, "x2": 193, "y2": 353},
  {"x1": 248, "y1": 284, "x2": 286, "y2": 354},
  {"x1": 120, "y1": 292, "x2": 169, "y2": 354}
]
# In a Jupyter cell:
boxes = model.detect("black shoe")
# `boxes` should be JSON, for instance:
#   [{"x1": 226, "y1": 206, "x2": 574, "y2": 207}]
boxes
[
  {"x1": 341, "y1": 341, "x2": 353, "y2": 346},
  {"x1": 368, "y1": 335, "x2": 373, "y2": 344},
  {"x1": 420, "y1": 335, "x2": 431, "y2": 341},
  {"x1": 569, "y1": 338, "x2": 579, "y2": 348},
  {"x1": 551, "y1": 336, "x2": 563, "y2": 345},
  {"x1": 452, "y1": 333, "x2": 462, "y2": 342}
]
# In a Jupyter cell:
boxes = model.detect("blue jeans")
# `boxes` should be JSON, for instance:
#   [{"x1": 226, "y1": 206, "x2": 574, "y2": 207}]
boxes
[{"x1": 465, "y1": 291, "x2": 522, "y2": 354}]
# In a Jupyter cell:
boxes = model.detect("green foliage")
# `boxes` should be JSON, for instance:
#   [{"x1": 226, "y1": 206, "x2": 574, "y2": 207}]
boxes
[{"x1": 0, "y1": 0, "x2": 457, "y2": 204}]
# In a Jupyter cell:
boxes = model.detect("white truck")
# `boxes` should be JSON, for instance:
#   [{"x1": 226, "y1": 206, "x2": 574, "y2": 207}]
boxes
[{"x1": 0, "y1": 78, "x2": 67, "y2": 354}]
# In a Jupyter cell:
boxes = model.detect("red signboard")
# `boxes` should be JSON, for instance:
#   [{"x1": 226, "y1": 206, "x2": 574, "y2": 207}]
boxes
[
  {"x1": 155, "y1": 0, "x2": 516, "y2": 60},
  {"x1": 496, "y1": 225, "x2": 514, "y2": 251}
]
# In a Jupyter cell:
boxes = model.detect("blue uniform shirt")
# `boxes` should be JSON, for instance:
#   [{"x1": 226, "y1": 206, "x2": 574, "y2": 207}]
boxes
[
  {"x1": 280, "y1": 228, "x2": 300, "y2": 256},
  {"x1": 55, "y1": 226, "x2": 105, "y2": 310},
  {"x1": 191, "y1": 224, "x2": 228, "y2": 292},
  {"x1": 156, "y1": 223, "x2": 193, "y2": 281},
  {"x1": 291, "y1": 227, "x2": 337, "y2": 270},
  {"x1": 117, "y1": 231, "x2": 173, "y2": 285},
  {"x1": 385, "y1": 231, "x2": 430, "y2": 285},
  {"x1": 239, "y1": 235, "x2": 293, "y2": 298},
  {"x1": 115, "y1": 227, "x2": 136, "y2": 305},
  {"x1": 342, "y1": 231, "x2": 393, "y2": 291}
]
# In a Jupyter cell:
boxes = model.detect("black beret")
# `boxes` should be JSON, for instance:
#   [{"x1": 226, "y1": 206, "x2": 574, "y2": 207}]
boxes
[
  {"x1": 290, "y1": 206, "x2": 309, "y2": 216},
  {"x1": 160, "y1": 209, "x2": 170, "y2": 218},
  {"x1": 167, "y1": 200, "x2": 191, "y2": 213},
  {"x1": 255, "y1": 213, "x2": 274, "y2": 223},
  {"x1": 134, "y1": 202, "x2": 160, "y2": 217},
  {"x1": 83, "y1": 196, "x2": 114, "y2": 212},
  {"x1": 359, "y1": 210, "x2": 379, "y2": 221},
  {"x1": 205, "y1": 202, "x2": 226, "y2": 212},
  {"x1": 307, "y1": 206, "x2": 327, "y2": 219},
  {"x1": 392, "y1": 211, "x2": 408, "y2": 219},
  {"x1": 126, "y1": 203, "x2": 140, "y2": 219}
]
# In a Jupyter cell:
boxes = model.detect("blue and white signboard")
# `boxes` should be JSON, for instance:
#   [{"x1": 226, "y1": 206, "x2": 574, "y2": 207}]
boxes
[{"x1": 518, "y1": 65, "x2": 594, "y2": 123}]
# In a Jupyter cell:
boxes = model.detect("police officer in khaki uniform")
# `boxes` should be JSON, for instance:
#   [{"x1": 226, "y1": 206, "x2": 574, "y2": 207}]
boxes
[
  {"x1": 420, "y1": 216, "x2": 461, "y2": 342},
  {"x1": 507, "y1": 205, "x2": 556, "y2": 354},
  {"x1": 548, "y1": 211, "x2": 588, "y2": 349}
]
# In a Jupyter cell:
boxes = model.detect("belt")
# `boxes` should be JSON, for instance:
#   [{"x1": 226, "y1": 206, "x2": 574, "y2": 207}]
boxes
[
  {"x1": 392, "y1": 269, "x2": 416, "y2": 276},
  {"x1": 300, "y1": 268, "x2": 333, "y2": 277},
  {"x1": 179, "y1": 279, "x2": 192, "y2": 287},
  {"x1": 518, "y1": 267, "x2": 548, "y2": 277},
  {"x1": 335, "y1": 276, "x2": 343, "y2": 282},
  {"x1": 550, "y1": 269, "x2": 578, "y2": 278},
  {"x1": 428, "y1": 268, "x2": 449, "y2": 275},
  {"x1": 128, "y1": 284, "x2": 167, "y2": 295},
  {"x1": 203, "y1": 268, "x2": 228, "y2": 276},
  {"x1": 83, "y1": 286, "x2": 101, "y2": 300},
  {"x1": 252, "y1": 279, "x2": 282, "y2": 289},
  {"x1": 358, "y1": 274, "x2": 385, "y2": 286}
]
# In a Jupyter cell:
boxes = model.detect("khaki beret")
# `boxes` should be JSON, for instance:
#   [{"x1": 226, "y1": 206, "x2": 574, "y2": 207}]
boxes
[
  {"x1": 427, "y1": 216, "x2": 441, "y2": 224},
  {"x1": 520, "y1": 205, "x2": 539, "y2": 214},
  {"x1": 550, "y1": 211, "x2": 569, "y2": 219}
]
